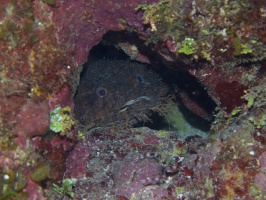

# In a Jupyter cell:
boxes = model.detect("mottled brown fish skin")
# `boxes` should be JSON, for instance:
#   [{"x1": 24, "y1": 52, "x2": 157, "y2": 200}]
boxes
[{"x1": 74, "y1": 60, "x2": 171, "y2": 129}]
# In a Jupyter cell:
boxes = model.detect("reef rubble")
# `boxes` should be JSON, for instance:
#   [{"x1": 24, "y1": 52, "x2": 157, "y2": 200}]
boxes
[{"x1": 0, "y1": 0, "x2": 266, "y2": 199}]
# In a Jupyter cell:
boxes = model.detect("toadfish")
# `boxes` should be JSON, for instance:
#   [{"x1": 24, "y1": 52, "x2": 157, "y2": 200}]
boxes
[{"x1": 74, "y1": 59, "x2": 172, "y2": 130}]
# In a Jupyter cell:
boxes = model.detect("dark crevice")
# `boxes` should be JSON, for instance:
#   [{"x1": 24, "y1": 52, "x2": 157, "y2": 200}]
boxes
[{"x1": 75, "y1": 30, "x2": 216, "y2": 134}]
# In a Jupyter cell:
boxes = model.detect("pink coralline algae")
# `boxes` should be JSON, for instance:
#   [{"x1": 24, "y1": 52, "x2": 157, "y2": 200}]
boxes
[
  {"x1": 59, "y1": 127, "x2": 208, "y2": 199},
  {"x1": 49, "y1": 0, "x2": 159, "y2": 64},
  {"x1": 61, "y1": 127, "x2": 183, "y2": 199},
  {"x1": 254, "y1": 151, "x2": 266, "y2": 192},
  {"x1": 258, "y1": 151, "x2": 266, "y2": 168},
  {"x1": 61, "y1": 113, "x2": 266, "y2": 199},
  {"x1": 24, "y1": 179, "x2": 46, "y2": 200},
  {"x1": 14, "y1": 100, "x2": 50, "y2": 138},
  {"x1": 48, "y1": 84, "x2": 74, "y2": 111},
  {"x1": 111, "y1": 154, "x2": 167, "y2": 199},
  {"x1": 65, "y1": 141, "x2": 92, "y2": 179},
  {"x1": 1, "y1": 0, "x2": 266, "y2": 199}
]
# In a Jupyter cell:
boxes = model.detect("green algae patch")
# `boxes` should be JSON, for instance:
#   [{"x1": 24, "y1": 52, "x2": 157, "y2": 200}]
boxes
[
  {"x1": 13, "y1": 177, "x2": 28, "y2": 192},
  {"x1": 50, "y1": 106, "x2": 75, "y2": 137},
  {"x1": 53, "y1": 178, "x2": 77, "y2": 198},
  {"x1": 30, "y1": 164, "x2": 49, "y2": 182},
  {"x1": 179, "y1": 37, "x2": 196, "y2": 55},
  {"x1": 136, "y1": 0, "x2": 266, "y2": 64},
  {"x1": 169, "y1": 144, "x2": 186, "y2": 157},
  {"x1": 42, "y1": 0, "x2": 56, "y2": 6},
  {"x1": 154, "y1": 130, "x2": 169, "y2": 138},
  {"x1": 205, "y1": 178, "x2": 215, "y2": 198},
  {"x1": 0, "y1": 166, "x2": 29, "y2": 199}
]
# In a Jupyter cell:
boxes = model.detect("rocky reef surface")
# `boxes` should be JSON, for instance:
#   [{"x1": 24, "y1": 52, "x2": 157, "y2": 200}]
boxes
[{"x1": 0, "y1": 0, "x2": 266, "y2": 199}]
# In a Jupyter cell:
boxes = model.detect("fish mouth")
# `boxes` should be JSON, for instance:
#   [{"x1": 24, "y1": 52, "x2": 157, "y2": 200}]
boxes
[{"x1": 118, "y1": 96, "x2": 151, "y2": 113}]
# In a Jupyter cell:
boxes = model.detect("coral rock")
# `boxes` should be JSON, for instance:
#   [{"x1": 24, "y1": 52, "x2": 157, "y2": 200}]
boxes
[
  {"x1": 14, "y1": 100, "x2": 50, "y2": 138},
  {"x1": 111, "y1": 154, "x2": 167, "y2": 199},
  {"x1": 49, "y1": 84, "x2": 74, "y2": 111}
]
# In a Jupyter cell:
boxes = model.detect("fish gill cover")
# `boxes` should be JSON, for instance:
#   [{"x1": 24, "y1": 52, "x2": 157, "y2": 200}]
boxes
[{"x1": 74, "y1": 59, "x2": 173, "y2": 130}]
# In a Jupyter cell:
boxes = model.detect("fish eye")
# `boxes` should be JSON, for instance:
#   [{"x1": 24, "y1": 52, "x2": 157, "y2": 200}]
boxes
[
  {"x1": 136, "y1": 75, "x2": 145, "y2": 83},
  {"x1": 96, "y1": 87, "x2": 107, "y2": 97}
]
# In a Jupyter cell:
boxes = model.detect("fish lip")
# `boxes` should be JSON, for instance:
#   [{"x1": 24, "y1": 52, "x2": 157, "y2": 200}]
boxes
[{"x1": 118, "y1": 96, "x2": 151, "y2": 112}]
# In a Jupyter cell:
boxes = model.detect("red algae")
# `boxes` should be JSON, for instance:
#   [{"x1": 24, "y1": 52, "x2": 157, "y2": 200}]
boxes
[
  {"x1": 1, "y1": 0, "x2": 266, "y2": 199},
  {"x1": 14, "y1": 100, "x2": 50, "y2": 138},
  {"x1": 214, "y1": 81, "x2": 247, "y2": 113}
]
